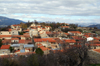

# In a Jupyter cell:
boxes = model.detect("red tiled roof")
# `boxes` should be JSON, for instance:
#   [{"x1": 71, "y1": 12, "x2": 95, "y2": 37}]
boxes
[
  {"x1": 65, "y1": 39, "x2": 76, "y2": 43},
  {"x1": 15, "y1": 50, "x2": 20, "y2": 53},
  {"x1": 37, "y1": 26, "x2": 41, "y2": 28},
  {"x1": 91, "y1": 40, "x2": 100, "y2": 44},
  {"x1": 12, "y1": 35, "x2": 22, "y2": 37},
  {"x1": 46, "y1": 31, "x2": 52, "y2": 34},
  {"x1": 70, "y1": 45, "x2": 81, "y2": 48},
  {"x1": 19, "y1": 40, "x2": 25, "y2": 44},
  {"x1": 23, "y1": 35, "x2": 30, "y2": 37},
  {"x1": 34, "y1": 39, "x2": 42, "y2": 42},
  {"x1": 31, "y1": 28, "x2": 37, "y2": 29},
  {"x1": 13, "y1": 25, "x2": 20, "y2": 26},
  {"x1": 0, "y1": 45, "x2": 10, "y2": 49},
  {"x1": 39, "y1": 46, "x2": 51, "y2": 51},
  {"x1": 68, "y1": 31, "x2": 81, "y2": 34},
  {"x1": 93, "y1": 49, "x2": 100, "y2": 53},
  {"x1": 0, "y1": 35, "x2": 12, "y2": 38},
  {"x1": 19, "y1": 40, "x2": 32, "y2": 44},
  {"x1": 25, "y1": 40, "x2": 32, "y2": 44},
  {"x1": 93, "y1": 37, "x2": 99, "y2": 40},
  {"x1": 0, "y1": 55, "x2": 13, "y2": 58},
  {"x1": 64, "y1": 33, "x2": 69, "y2": 35},
  {"x1": 19, "y1": 52, "x2": 35, "y2": 55},
  {"x1": 2, "y1": 39, "x2": 11, "y2": 44},
  {"x1": 34, "y1": 38, "x2": 56, "y2": 42},
  {"x1": 23, "y1": 29, "x2": 30, "y2": 32},
  {"x1": 84, "y1": 35, "x2": 90, "y2": 38},
  {"x1": 61, "y1": 26, "x2": 69, "y2": 28},
  {"x1": 8, "y1": 29, "x2": 12, "y2": 31},
  {"x1": 11, "y1": 38, "x2": 19, "y2": 40},
  {"x1": 86, "y1": 44, "x2": 100, "y2": 46},
  {"x1": 72, "y1": 36, "x2": 84, "y2": 40},
  {"x1": 37, "y1": 44, "x2": 43, "y2": 46},
  {"x1": 84, "y1": 33, "x2": 93, "y2": 35}
]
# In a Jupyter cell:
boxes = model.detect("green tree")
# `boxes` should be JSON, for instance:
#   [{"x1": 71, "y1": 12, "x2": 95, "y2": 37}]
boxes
[
  {"x1": 92, "y1": 31, "x2": 96, "y2": 33},
  {"x1": 78, "y1": 29, "x2": 83, "y2": 32},
  {"x1": 20, "y1": 23, "x2": 27, "y2": 29},
  {"x1": 9, "y1": 46, "x2": 14, "y2": 52},
  {"x1": 0, "y1": 39, "x2": 3, "y2": 47},
  {"x1": 34, "y1": 20, "x2": 38, "y2": 25},
  {"x1": 1, "y1": 58, "x2": 19, "y2": 66},
  {"x1": 94, "y1": 27, "x2": 98, "y2": 29},
  {"x1": 35, "y1": 48, "x2": 44, "y2": 56},
  {"x1": 19, "y1": 32, "x2": 23, "y2": 35},
  {"x1": 70, "y1": 24, "x2": 78, "y2": 29},
  {"x1": 27, "y1": 54, "x2": 39, "y2": 66}
]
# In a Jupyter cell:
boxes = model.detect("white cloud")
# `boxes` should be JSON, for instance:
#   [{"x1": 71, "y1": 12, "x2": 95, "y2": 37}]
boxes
[
  {"x1": 0, "y1": 0, "x2": 100, "y2": 15},
  {"x1": 0, "y1": 0, "x2": 100, "y2": 25}
]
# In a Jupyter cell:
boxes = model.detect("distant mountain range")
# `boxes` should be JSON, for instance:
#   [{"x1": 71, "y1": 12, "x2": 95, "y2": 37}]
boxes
[
  {"x1": 0, "y1": 16, "x2": 25, "y2": 27},
  {"x1": 87, "y1": 24, "x2": 100, "y2": 29},
  {"x1": 0, "y1": 16, "x2": 100, "y2": 29},
  {"x1": 77, "y1": 23, "x2": 100, "y2": 29}
]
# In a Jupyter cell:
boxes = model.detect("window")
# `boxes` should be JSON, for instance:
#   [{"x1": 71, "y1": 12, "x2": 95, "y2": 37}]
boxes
[
  {"x1": 9, "y1": 32, "x2": 11, "y2": 34},
  {"x1": 3, "y1": 51, "x2": 5, "y2": 54}
]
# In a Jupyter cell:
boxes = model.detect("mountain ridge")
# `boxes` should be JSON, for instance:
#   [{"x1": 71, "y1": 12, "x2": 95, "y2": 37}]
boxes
[
  {"x1": 0, "y1": 16, "x2": 25, "y2": 27},
  {"x1": 87, "y1": 24, "x2": 100, "y2": 29}
]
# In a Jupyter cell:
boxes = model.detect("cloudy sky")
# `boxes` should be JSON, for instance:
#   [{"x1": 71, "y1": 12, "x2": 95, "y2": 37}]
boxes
[{"x1": 0, "y1": 0, "x2": 100, "y2": 24}]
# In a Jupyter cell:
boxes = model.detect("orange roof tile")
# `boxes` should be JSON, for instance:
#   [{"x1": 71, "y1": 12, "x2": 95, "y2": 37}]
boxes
[
  {"x1": 61, "y1": 26, "x2": 69, "y2": 28},
  {"x1": 34, "y1": 38, "x2": 56, "y2": 42},
  {"x1": 84, "y1": 33, "x2": 93, "y2": 35},
  {"x1": 2, "y1": 39, "x2": 11, "y2": 44},
  {"x1": 31, "y1": 28, "x2": 37, "y2": 29},
  {"x1": 84, "y1": 35, "x2": 90, "y2": 38},
  {"x1": 12, "y1": 35, "x2": 22, "y2": 37},
  {"x1": 0, "y1": 55, "x2": 14, "y2": 58},
  {"x1": 93, "y1": 49, "x2": 100, "y2": 53},
  {"x1": 93, "y1": 37, "x2": 99, "y2": 40},
  {"x1": 0, "y1": 45, "x2": 10, "y2": 49},
  {"x1": 23, "y1": 35, "x2": 30, "y2": 37},
  {"x1": 37, "y1": 26, "x2": 41, "y2": 28},
  {"x1": 37, "y1": 44, "x2": 43, "y2": 46},
  {"x1": 0, "y1": 35, "x2": 12, "y2": 38},
  {"x1": 8, "y1": 29, "x2": 12, "y2": 31},
  {"x1": 68, "y1": 31, "x2": 81, "y2": 34},
  {"x1": 39, "y1": 46, "x2": 51, "y2": 51},
  {"x1": 86, "y1": 44, "x2": 100, "y2": 46},
  {"x1": 72, "y1": 36, "x2": 84, "y2": 40},
  {"x1": 70, "y1": 45, "x2": 81, "y2": 48},
  {"x1": 23, "y1": 29, "x2": 30, "y2": 32},
  {"x1": 64, "y1": 33, "x2": 69, "y2": 35},
  {"x1": 65, "y1": 39, "x2": 76, "y2": 43},
  {"x1": 46, "y1": 31, "x2": 52, "y2": 34},
  {"x1": 15, "y1": 50, "x2": 20, "y2": 53},
  {"x1": 11, "y1": 38, "x2": 19, "y2": 40},
  {"x1": 13, "y1": 25, "x2": 20, "y2": 26},
  {"x1": 19, "y1": 52, "x2": 35, "y2": 55},
  {"x1": 19, "y1": 40, "x2": 25, "y2": 44}
]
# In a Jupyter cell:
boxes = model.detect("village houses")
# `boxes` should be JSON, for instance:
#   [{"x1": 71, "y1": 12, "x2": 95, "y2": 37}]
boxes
[{"x1": 0, "y1": 22, "x2": 100, "y2": 58}]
